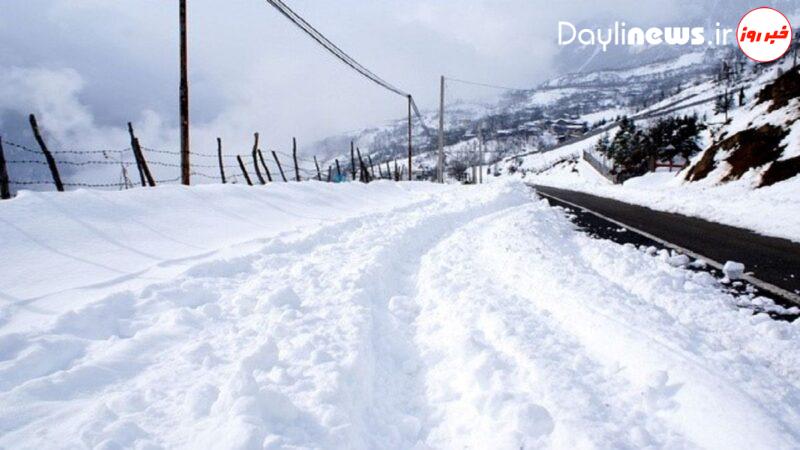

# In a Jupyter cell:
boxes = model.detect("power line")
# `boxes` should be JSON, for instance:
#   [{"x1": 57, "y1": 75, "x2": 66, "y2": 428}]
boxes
[
  {"x1": 263, "y1": 0, "x2": 432, "y2": 136},
  {"x1": 445, "y1": 76, "x2": 530, "y2": 92}
]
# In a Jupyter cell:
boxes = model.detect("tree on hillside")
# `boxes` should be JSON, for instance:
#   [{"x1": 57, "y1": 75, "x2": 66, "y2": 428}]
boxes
[
  {"x1": 599, "y1": 115, "x2": 704, "y2": 178},
  {"x1": 607, "y1": 116, "x2": 637, "y2": 161},
  {"x1": 595, "y1": 133, "x2": 611, "y2": 156}
]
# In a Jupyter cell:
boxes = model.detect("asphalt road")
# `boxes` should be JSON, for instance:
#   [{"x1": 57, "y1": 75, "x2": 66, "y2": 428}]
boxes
[{"x1": 534, "y1": 185, "x2": 800, "y2": 305}]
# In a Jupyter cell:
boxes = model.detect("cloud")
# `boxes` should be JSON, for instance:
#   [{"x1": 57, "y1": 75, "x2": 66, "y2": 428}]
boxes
[{"x1": 2, "y1": 0, "x2": 794, "y2": 160}]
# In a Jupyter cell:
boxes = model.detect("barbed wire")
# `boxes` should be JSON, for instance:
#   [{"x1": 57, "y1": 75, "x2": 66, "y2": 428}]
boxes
[
  {"x1": 1, "y1": 138, "x2": 375, "y2": 189},
  {"x1": 4, "y1": 141, "x2": 127, "y2": 156}
]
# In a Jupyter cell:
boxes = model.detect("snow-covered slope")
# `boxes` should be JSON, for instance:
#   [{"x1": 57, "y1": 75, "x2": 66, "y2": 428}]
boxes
[
  {"x1": 2, "y1": 181, "x2": 800, "y2": 449},
  {"x1": 519, "y1": 61, "x2": 800, "y2": 242}
]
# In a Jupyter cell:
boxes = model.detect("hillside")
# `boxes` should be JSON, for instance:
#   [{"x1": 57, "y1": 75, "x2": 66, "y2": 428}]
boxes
[
  {"x1": 310, "y1": 48, "x2": 734, "y2": 176},
  {"x1": 517, "y1": 59, "x2": 800, "y2": 242}
]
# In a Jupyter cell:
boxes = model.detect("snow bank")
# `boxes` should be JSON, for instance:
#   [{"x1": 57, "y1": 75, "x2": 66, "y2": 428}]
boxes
[{"x1": 0, "y1": 182, "x2": 444, "y2": 331}]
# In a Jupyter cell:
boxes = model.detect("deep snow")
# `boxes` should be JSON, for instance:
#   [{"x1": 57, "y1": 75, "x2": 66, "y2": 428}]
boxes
[{"x1": 1, "y1": 181, "x2": 799, "y2": 449}]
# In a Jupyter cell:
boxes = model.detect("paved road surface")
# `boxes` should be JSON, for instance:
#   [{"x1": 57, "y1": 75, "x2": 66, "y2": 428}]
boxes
[{"x1": 534, "y1": 185, "x2": 800, "y2": 305}]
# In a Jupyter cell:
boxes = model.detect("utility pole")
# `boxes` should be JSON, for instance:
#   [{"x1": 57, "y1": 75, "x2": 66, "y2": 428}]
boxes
[
  {"x1": 478, "y1": 128, "x2": 484, "y2": 184},
  {"x1": 437, "y1": 75, "x2": 445, "y2": 183},
  {"x1": 179, "y1": 0, "x2": 190, "y2": 185},
  {"x1": 407, "y1": 95, "x2": 412, "y2": 181}
]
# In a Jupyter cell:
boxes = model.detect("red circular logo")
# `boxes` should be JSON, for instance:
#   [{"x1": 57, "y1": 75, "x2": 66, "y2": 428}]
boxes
[{"x1": 737, "y1": 7, "x2": 793, "y2": 63}]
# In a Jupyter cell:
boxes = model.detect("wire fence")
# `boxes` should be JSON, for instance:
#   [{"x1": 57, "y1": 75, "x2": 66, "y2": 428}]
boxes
[{"x1": 0, "y1": 133, "x2": 408, "y2": 197}]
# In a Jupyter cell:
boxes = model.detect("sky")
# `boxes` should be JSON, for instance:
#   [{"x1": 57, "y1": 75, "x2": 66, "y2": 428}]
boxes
[{"x1": 0, "y1": 0, "x2": 793, "y2": 155}]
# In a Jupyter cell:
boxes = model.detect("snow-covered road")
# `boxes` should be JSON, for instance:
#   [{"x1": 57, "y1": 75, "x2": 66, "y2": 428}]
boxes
[{"x1": 1, "y1": 181, "x2": 799, "y2": 449}]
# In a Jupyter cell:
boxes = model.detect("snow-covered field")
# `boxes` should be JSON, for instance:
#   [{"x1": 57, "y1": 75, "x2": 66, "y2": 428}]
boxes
[{"x1": 1, "y1": 181, "x2": 800, "y2": 449}]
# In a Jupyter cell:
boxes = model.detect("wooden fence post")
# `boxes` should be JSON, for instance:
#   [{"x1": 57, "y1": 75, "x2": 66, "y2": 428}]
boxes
[
  {"x1": 385, "y1": 161, "x2": 391, "y2": 180},
  {"x1": 29, "y1": 114, "x2": 64, "y2": 192},
  {"x1": 127, "y1": 123, "x2": 146, "y2": 186},
  {"x1": 127, "y1": 122, "x2": 155, "y2": 187},
  {"x1": 251, "y1": 133, "x2": 265, "y2": 185},
  {"x1": 314, "y1": 156, "x2": 322, "y2": 181},
  {"x1": 335, "y1": 159, "x2": 342, "y2": 180},
  {"x1": 377, "y1": 161, "x2": 384, "y2": 179},
  {"x1": 257, "y1": 149, "x2": 272, "y2": 182},
  {"x1": 292, "y1": 138, "x2": 301, "y2": 182},
  {"x1": 367, "y1": 155, "x2": 376, "y2": 179},
  {"x1": 0, "y1": 136, "x2": 10, "y2": 199},
  {"x1": 271, "y1": 150, "x2": 288, "y2": 182},
  {"x1": 137, "y1": 139, "x2": 157, "y2": 187},
  {"x1": 394, "y1": 159, "x2": 399, "y2": 181},
  {"x1": 356, "y1": 147, "x2": 370, "y2": 183},
  {"x1": 350, "y1": 141, "x2": 356, "y2": 180},
  {"x1": 236, "y1": 155, "x2": 253, "y2": 185},
  {"x1": 326, "y1": 165, "x2": 332, "y2": 182},
  {"x1": 217, "y1": 137, "x2": 226, "y2": 184}
]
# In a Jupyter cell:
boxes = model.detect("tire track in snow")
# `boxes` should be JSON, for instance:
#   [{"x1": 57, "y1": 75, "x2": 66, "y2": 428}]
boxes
[
  {"x1": 0, "y1": 182, "x2": 532, "y2": 449},
  {"x1": 413, "y1": 204, "x2": 692, "y2": 449},
  {"x1": 478, "y1": 203, "x2": 800, "y2": 449}
]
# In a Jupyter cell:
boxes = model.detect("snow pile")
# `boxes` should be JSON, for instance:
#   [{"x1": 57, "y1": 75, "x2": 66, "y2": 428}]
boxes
[{"x1": 1, "y1": 180, "x2": 800, "y2": 449}]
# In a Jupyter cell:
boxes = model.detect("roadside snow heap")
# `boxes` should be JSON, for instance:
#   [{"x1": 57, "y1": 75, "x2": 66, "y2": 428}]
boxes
[{"x1": 1, "y1": 180, "x2": 800, "y2": 449}]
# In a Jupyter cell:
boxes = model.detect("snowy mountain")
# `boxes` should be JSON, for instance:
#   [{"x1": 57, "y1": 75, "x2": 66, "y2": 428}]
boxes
[
  {"x1": 511, "y1": 57, "x2": 800, "y2": 242},
  {"x1": 310, "y1": 47, "x2": 732, "y2": 179}
]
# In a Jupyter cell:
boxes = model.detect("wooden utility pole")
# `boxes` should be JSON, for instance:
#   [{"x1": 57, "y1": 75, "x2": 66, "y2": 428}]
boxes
[
  {"x1": 179, "y1": 0, "x2": 190, "y2": 185},
  {"x1": 478, "y1": 128, "x2": 484, "y2": 184},
  {"x1": 407, "y1": 95, "x2": 412, "y2": 181},
  {"x1": 437, "y1": 75, "x2": 445, "y2": 183}
]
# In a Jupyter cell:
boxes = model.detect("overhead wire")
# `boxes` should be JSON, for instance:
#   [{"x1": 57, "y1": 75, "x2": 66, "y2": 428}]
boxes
[
  {"x1": 445, "y1": 76, "x2": 530, "y2": 92},
  {"x1": 263, "y1": 0, "x2": 433, "y2": 137}
]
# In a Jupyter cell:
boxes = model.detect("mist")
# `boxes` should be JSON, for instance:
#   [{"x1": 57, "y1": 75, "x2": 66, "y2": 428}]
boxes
[{"x1": 0, "y1": 0, "x2": 783, "y2": 156}]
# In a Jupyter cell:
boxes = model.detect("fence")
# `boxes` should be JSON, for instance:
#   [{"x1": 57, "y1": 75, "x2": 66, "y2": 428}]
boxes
[
  {"x1": 0, "y1": 114, "x2": 409, "y2": 200},
  {"x1": 581, "y1": 150, "x2": 629, "y2": 184}
]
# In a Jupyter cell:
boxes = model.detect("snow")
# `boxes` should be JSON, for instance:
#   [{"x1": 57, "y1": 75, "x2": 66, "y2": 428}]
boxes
[
  {"x1": 723, "y1": 261, "x2": 746, "y2": 280},
  {"x1": 530, "y1": 166, "x2": 800, "y2": 242},
  {"x1": 519, "y1": 63, "x2": 800, "y2": 243},
  {"x1": 1, "y1": 180, "x2": 800, "y2": 449}
]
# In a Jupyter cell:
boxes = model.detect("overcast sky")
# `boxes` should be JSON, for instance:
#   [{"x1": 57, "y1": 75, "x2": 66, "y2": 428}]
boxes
[{"x1": 0, "y1": 0, "x2": 794, "y2": 154}]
